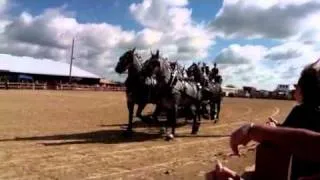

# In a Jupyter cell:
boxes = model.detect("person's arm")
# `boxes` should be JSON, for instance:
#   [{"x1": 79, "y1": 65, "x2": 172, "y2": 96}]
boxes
[
  {"x1": 250, "y1": 125, "x2": 320, "y2": 162},
  {"x1": 299, "y1": 173, "x2": 320, "y2": 180},
  {"x1": 230, "y1": 124, "x2": 320, "y2": 162}
]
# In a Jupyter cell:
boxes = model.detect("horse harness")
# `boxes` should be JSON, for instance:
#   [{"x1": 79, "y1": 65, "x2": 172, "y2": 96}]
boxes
[{"x1": 167, "y1": 63, "x2": 202, "y2": 101}]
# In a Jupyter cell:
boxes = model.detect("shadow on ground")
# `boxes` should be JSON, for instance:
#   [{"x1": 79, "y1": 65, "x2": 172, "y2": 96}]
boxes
[
  {"x1": 176, "y1": 134, "x2": 230, "y2": 138},
  {"x1": 0, "y1": 129, "x2": 162, "y2": 146},
  {"x1": 101, "y1": 114, "x2": 212, "y2": 129},
  {"x1": 0, "y1": 116, "x2": 227, "y2": 146},
  {"x1": 0, "y1": 128, "x2": 230, "y2": 146},
  {"x1": 100, "y1": 119, "x2": 189, "y2": 129}
]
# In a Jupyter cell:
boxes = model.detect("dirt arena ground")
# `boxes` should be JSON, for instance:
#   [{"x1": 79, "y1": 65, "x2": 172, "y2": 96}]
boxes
[{"x1": 0, "y1": 90, "x2": 295, "y2": 180}]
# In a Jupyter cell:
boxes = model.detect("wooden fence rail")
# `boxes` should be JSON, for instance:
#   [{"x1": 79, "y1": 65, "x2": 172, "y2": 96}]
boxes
[{"x1": 0, "y1": 82, "x2": 126, "y2": 91}]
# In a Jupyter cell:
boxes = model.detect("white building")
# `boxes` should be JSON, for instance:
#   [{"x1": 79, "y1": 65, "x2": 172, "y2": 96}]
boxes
[
  {"x1": 273, "y1": 84, "x2": 292, "y2": 99},
  {"x1": 222, "y1": 86, "x2": 241, "y2": 97},
  {"x1": 0, "y1": 54, "x2": 100, "y2": 84},
  {"x1": 275, "y1": 84, "x2": 290, "y2": 92}
]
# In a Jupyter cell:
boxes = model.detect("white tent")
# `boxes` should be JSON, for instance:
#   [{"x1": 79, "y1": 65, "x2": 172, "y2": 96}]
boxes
[{"x1": 0, "y1": 54, "x2": 100, "y2": 79}]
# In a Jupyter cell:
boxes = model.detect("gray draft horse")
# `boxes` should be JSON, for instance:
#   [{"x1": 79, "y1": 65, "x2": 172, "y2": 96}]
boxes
[
  {"x1": 186, "y1": 63, "x2": 223, "y2": 121},
  {"x1": 141, "y1": 50, "x2": 202, "y2": 140},
  {"x1": 115, "y1": 48, "x2": 159, "y2": 136}
]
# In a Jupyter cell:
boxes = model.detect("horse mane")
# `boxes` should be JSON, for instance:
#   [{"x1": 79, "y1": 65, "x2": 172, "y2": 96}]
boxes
[
  {"x1": 134, "y1": 53, "x2": 143, "y2": 62},
  {"x1": 131, "y1": 53, "x2": 144, "y2": 71},
  {"x1": 160, "y1": 57, "x2": 171, "y2": 72}
]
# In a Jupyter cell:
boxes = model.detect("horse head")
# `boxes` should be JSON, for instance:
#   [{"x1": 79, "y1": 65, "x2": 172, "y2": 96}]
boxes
[
  {"x1": 115, "y1": 48, "x2": 136, "y2": 74},
  {"x1": 142, "y1": 49, "x2": 161, "y2": 77},
  {"x1": 214, "y1": 75, "x2": 223, "y2": 84},
  {"x1": 187, "y1": 63, "x2": 202, "y2": 81}
]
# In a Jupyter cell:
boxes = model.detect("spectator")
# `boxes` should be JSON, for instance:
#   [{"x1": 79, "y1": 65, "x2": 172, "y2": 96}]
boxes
[
  {"x1": 208, "y1": 124, "x2": 320, "y2": 180},
  {"x1": 210, "y1": 59, "x2": 320, "y2": 180},
  {"x1": 264, "y1": 59, "x2": 320, "y2": 179}
]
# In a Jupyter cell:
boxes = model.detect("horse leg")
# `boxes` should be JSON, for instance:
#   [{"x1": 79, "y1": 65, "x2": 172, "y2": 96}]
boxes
[
  {"x1": 170, "y1": 105, "x2": 177, "y2": 136},
  {"x1": 210, "y1": 101, "x2": 216, "y2": 121},
  {"x1": 197, "y1": 103, "x2": 201, "y2": 132},
  {"x1": 216, "y1": 99, "x2": 221, "y2": 121},
  {"x1": 164, "y1": 109, "x2": 171, "y2": 138},
  {"x1": 136, "y1": 103, "x2": 146, "y2": 118},
  {"x1": 136, "y1": 103, "x2": 148, "y2": 123},
  {"x1": 152, "y1": 105, "x2": 161, "y2": 123},
  {"x1": 201, "y1": 103, "x2": 208, "y2": 119},
  {"x1": 165, "y1": 105, "x2": 177, "y2": 140},
  {"x1": 191, "y1": 104, "x2": 200, "y2": 134},
  {"x1": 124, "y1": 100, "x2": 134, "y2": 136},
  {"x1": 204, "y1": 102, "x2": 211, "y2": 120}
]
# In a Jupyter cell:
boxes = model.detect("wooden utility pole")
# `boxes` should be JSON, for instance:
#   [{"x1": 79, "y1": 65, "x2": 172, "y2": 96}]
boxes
[{"x1": 69, "y1": 38, "x2": 75, "y2": 83}]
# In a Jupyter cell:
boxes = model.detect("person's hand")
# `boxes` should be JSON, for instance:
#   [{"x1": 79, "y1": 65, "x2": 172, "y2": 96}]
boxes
[
  {"x1": 265, "y1": 121, "x2": 276, "y2": 127},
  {"x1": 265, "y1": 117, "x2": 278, "y2": 127},
  {"x1": 230, "y1": 123, "x2": 254, "y2": 155},
  {"x1": 268, "y1": 117, "x2": 278, "y2": 125},
  {"x1": 206, "y1": 160, "x2": 240, "y2": 180}
]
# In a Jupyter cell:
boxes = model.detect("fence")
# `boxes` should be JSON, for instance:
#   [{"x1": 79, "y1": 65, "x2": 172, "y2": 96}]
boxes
[{"x1": 0, "y1": 82, "x2": 126, "y2": 92}]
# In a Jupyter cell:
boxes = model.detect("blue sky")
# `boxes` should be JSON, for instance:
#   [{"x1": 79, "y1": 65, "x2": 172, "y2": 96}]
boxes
[
  {"x1": 9, "y1": 0, "x2": 279, "y2": 57},
  {"x1": 10, "y1": 0, "x2": 221, "y2": 29},
  {"x1": 1, "y1": 0, "x2": 320, "y2": 90},
  {"x1": 10, "y1": 0, "x2": 139, "y2": 29}
]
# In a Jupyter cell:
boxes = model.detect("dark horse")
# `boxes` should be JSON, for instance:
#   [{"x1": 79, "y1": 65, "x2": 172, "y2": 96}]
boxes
[
  {"x1": 115, "y1": 48, "x2": 158, "y2": 136},
  {"x1": 186, "y1": 63, "x2": 223, "y2": 121},
  {"x1": 141, "y1": 51, "x2": 202, "y2": 140}
]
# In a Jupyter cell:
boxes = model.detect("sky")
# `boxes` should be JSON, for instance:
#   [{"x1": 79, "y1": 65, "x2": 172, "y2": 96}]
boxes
[{"x1": 1, "y1": 0, "x2": 320, "y2": 90}]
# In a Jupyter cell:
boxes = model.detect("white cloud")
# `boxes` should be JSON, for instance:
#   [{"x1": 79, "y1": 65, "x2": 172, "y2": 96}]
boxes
[
  {"x1": 0, "y1": 0, "x2": 7, "y2": 14},
  {"x1": 1, "y1": 0, "x2": 319, "y2": 91},
  {"x1": 0, "y1": 7, "x2": 137, "y2": 76},
  {"x1": 0, "y1": 0, "x2": 215, "y2": 80},
  {"x1": 209, "y1": 0, "x2": 320, "y2": 89},
  {"x1": 215, "y1": 45, "x2": 267, "y2": 64},
  {"x1": 264, "y1": 42, "x2": 314, "y2": 60},
  {"x1": 216, "y1": 42, "x2": 320, "y2": 90},
  {"x1": 210, "y1": 0, "x2": 320, "y2": 40},
  {"x1": 293, "y1": 11, "x2": 320, "y2": 43},
  {"x1": 129, "y1": 0, "x2": 190, "y2": 31},
  {"x1": 130, "y1": 28, "x2": 163, "y2": 49},
  {"x1": 129, "y1": 0, "x2": 215, "y2": 60}
]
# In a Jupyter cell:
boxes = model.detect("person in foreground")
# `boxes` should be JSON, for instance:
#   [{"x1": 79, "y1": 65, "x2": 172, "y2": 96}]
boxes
[
  {"x1": 264, "y1": 59, "x2": 320, "y2": 180},
  {"x1": 208, "y1": 59, "x2": 320, "y2": 180},
  {"x1": 208, "y1": 124, "x2": 320, "y2": 180}
]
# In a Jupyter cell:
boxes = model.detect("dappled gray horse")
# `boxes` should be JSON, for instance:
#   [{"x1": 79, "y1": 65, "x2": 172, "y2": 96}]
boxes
[
  {"x1": 187, "y1": 63, "x2": 223, "y2": 121},
  {"x1": 115, "y1": 48, "x2": 158, "y2": 136},
  {"x1": 141, "y1": 51, "x2": 201, "y2": 139}
]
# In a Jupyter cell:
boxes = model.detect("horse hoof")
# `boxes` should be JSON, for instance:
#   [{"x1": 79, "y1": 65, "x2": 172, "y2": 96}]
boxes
[
  {"x1": 191, "y1": 126, "x2": 199, "y2": 134},
  {"x1": 122, "y1": 130, "x2": 133, "y2": 137},
  {"x1": 165, "y1": 133, "x2": 174, "y2": 141},
  {"x1": 191, "y1": 130, "x2": 197, "y2": 135},
  {"x1": 191, "y1": 128, "x2": 199, "y2": 134},
  {"x1": 159, "y1": 127, "x2": 166, "y2": 135}
]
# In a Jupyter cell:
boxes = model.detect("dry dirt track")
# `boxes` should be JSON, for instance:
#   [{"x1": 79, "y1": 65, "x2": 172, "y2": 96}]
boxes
[{"x1": 0, "y1": 91, "x2": 295, "y2": 180}]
